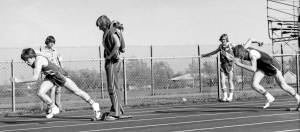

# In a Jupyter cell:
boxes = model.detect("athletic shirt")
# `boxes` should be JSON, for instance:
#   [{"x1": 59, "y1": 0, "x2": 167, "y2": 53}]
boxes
[
  {"x1": 219, "y1": 43, "x2": 234, "y2": 63},
  {"x1": 39, "y1": 46, "x2": 62, "y2": 67},
  {"x1": 243, "y1": 47, "x2": 281, "y2": 76},
  {"x1": 32, "y1": 56, "x2": 68, "y2": 77}
]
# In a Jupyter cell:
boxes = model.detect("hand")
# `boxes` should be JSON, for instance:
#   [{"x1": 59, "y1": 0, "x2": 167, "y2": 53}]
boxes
[
  {"x1": 234, "y1": 59, "x2": 242, "y2": 66},
  {"x1": 258, "y1": 42, "x2": 264, "y2": 47}
]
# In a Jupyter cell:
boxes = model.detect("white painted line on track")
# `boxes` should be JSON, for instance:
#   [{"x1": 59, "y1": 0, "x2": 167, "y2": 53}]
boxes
[
  {"x1": 78, "y1": 113, "x2": 298, "y2": 132},
  {"x1": 273, "y1": 129, "x2": 300, "y2": 132},
  {"x1": 0, "y1": 99, "x2": 295, "y2": 130},
  {"x1": 173, "y1": 119, "x2": 300, "y2": 132},
  {"x1": 0, "y1": 111, "x2": 245, "y2": 132},
  {"x1": 0, "y1": 100, "x2": 265, "y2": 128},
  {"x1": 125, "y1": 98, "x2": 295, "y2": 113}
]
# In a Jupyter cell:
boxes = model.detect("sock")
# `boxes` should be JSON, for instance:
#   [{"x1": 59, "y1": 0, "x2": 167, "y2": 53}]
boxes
[
  {"x1": 223, "y1": 92, "x2": 228, "y2": 99},
  {"x1": 295, "y1": 94, "x2": 300, "y2": 103},
  {"x1": 87, "y1": 98, "x2": 95, "y2": 105},
  {"x1": 264, "y1": 92, "x2": 274, "y2": 101},
  {"x1": 228, "y1": 92, "x2": 233, "y2": 98}
]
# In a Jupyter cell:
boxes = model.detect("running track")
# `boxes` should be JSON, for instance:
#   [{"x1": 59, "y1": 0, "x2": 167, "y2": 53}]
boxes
[{"x1": 0, "y1": 98, "x2": 299, "y2": 132}]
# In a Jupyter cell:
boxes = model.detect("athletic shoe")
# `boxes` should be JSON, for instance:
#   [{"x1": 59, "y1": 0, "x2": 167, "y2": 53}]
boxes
[
  {"x1": 227, "y1": 93, "x2": 233, "y2": 102},
  {"x1": 46, "y1": 105, "x2": 60, "y2": 119},
  {"x1": 226, "y1": 98, "x2": 233, "y2": 102},
  {"x1": 92, "y1": 103, "x2": 101, "y2": 119},
  {"x1": 104, "y1": 115, "x2": 117, "y2": 121}
]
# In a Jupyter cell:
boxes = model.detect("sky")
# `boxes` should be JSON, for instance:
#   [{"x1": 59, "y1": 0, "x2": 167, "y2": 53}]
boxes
[{"x1": 0, "y1": 0, "x2": 272, "y2": 48}]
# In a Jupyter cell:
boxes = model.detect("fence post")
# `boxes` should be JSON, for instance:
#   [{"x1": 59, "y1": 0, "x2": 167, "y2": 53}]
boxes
[
  {"x1": 281, "y1": 44, "x2": 284, "y2": 73},
  {"x1": 241, "y1": 61, "x2": 244, "y2": 90},
  {"x1": 98, "y1": 46, "x2": 104, "y2": 99},
  {"x1": 296, "y1": 55, "x2": 299, "y2": 93},
  {"x1": 197, "y1": 45, "x2": 202, "y2": 93},
  {"x1": 10, "y1": 60, "x2": 15, "y2": 112},
  {"x1": 216, "y1": 55, "x2": 221, "y2": 100},
  {"x1": 150, "y1": 45, "x2": 154, "y2": 96},
  {"x1": 122, "y1": 58, "x2": 127, "y2": 105}
]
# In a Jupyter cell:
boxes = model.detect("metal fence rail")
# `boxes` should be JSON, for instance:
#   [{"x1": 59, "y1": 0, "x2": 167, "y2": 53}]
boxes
[{"x1": 0, "y1": 46, "x2": 299, "y2": 113}]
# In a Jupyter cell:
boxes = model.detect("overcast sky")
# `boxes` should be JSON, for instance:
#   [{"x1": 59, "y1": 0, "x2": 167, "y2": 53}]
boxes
[{"x1": 0, "y1": 0, "x2": 271, "y2": 48}]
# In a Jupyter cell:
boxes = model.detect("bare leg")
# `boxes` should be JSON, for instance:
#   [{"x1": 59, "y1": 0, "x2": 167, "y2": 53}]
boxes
[
  {"x1": 273, "y1": 70, "x2": 300, "y2": 106},
  {"x1": 227, "y1": 70, "x2": 234, "y2": 101},
  {"x1": 63, "y1": 78, "x2": 101, "y2": 119},
  {"x1": 37, "y1": 81, "x2": 60, "y2": 118},
  {"x1": 50, "y1": 86, "x2": 56, "y2": 104},
  {"x1": 63, "y1": 78, "x2": 93, "y2": 102},
  {"x1": 55, "y1": 86, "x2": 62, "y2": 110},
  {"x1": 252, "y1": 70, "x2": 275, "y2": 109},
  {"x1": 37, "y1": 81, "x2": 55, "y2": 105},
  {"x1": 220, "y1": 72, "x2": 228, "y2": 101}
]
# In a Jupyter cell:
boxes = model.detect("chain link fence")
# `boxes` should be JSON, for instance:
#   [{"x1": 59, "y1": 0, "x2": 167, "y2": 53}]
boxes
[{"x1": 0, "y1": 45, "x2": 299, "y2": 113}]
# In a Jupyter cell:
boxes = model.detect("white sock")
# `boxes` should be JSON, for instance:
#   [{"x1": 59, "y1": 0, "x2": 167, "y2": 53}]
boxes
[
  {"x1": 228, "y1": 92, "x2": 233, "y2": 98},
  {"x1": 223, "y1": 92, "x2": 228, "y2": 100},
  {"x1": 295, "y1": 94, "x2": 300, "y2": 103},
  {"x1": 265, "y1": 92, "x2": 275, "y2": 102}
]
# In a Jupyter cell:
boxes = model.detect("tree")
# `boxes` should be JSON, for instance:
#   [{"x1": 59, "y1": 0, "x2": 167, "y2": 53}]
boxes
[
  {"x1": 126, "y1": 59, "x2": 151, "y2": 88},
  {"x1": 153, "y1": 61, "x2": 174, "y2": 89}
]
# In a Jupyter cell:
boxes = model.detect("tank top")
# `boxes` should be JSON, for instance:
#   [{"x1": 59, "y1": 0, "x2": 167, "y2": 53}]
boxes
[{"x1": 244, "y1": 48, "x2": 281, "y2": 76}]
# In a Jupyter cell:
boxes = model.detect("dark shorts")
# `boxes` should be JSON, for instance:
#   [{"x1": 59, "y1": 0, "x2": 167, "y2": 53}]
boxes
[
  {"x1": 220, "y1": 62, "x2": 233, "y2": 75},
  {"x1": 44, "y1": 73, "x2": 68, "y2": 86},
  {"x1": 257, "y1": 64, "x2": 279, "y2": 76},
  {"x1": 257, "y1": 59, "x2": 281, "y2": 76}
]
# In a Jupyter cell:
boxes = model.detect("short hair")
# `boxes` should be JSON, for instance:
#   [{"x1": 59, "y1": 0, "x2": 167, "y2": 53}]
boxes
[
  {"x1": 45, "y1": 35, "x2": 55, "y2": 45},
  {"x1": 96, "y1": 15, "x2": 111, "y2": 30},
  {"x1": 21, "y1": 48, "x2": 36, "y2": 61},
  {"x1": 219, "y1": 33, "x2": 229, "y2": 42},
  {"x1": 232, "y1": 45, "x2": 247, "y2": 58}
]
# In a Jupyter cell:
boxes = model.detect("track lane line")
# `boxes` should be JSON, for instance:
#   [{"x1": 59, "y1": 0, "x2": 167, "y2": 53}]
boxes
[
  {"x1": 77, "y1": 113, "x2": 298, "y2": 132},
  {"x1": 173, "y1": 119, "x2": 300, "y2": 132}
]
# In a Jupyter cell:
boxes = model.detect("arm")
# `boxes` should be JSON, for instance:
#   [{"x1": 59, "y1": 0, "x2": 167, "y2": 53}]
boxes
[
  {"x1": 13, "y1": 58, "x2": 44, "y2": 83},
  {"x1": 56, "y1": 50, "x2": 63, "y2": 68},
  {"x1": 243, "y1": 38, "x2": 263, "y2": 48},
  {"x1": 201, "y1": 47, "x2": 220, "y2": 57},
  {"x1": 105, "y1": 34, "x2": 121, "y2": 60}
]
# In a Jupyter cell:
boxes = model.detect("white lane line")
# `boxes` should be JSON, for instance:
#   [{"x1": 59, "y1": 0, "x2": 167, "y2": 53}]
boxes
[
  {"x1": 0, "y1": 99, "x2": 294, "y2": 129},
  {"x1": 0, "y1": 112, "x2": 174, "y2": 128},
  {"x1": 78, "y1": 113, "x2": 298, "y2": 132},
  {"x1": 173, "y1": 119, "x2": 300, "y2": 132},
  {"x1": 0, "y1": 100, "x2": 265, "y2": 128},
  {"x1": 124, "y1": 98, "x2": 295, "y2": 113},
  {"x1": 273, "y1": 129, "x2": 300, "y2": 132},
  {"x1": 0, "y1": 111, "x2": 244, "y2": 132}
]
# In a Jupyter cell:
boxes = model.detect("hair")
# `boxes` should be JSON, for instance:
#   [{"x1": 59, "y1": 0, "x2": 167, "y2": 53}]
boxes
[
  {"x1": 219, "y1": 33, "x2": 229, "y2": 42},
  {"x1": 45, "y1": 35, "x2": 55, "y2": 45},
  {"x1": 96, "y1": 15, "x2": 124, "y2": 31},
  {"x1": 21, "y1": 48, "x2": 37, "y2": 61},
  {"x1": 232, "y1": 45, "x2": 247, "y2": 59},
  {"x1": 111, "y1": 20, "x2": 124, "y2": 31}
]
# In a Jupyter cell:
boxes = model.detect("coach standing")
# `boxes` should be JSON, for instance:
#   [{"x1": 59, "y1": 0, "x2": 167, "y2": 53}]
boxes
[{"x1": 96, "y1": 15, "x2": 126, "y2": 120}]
